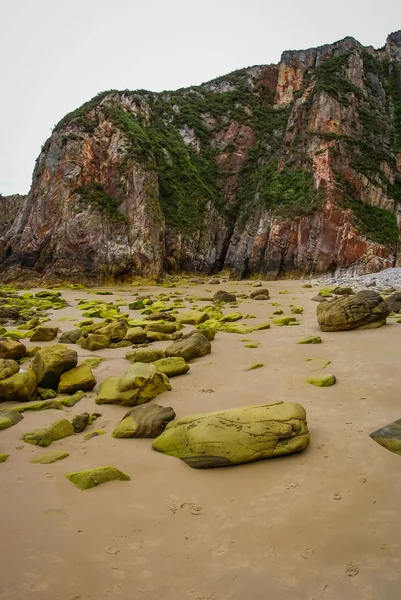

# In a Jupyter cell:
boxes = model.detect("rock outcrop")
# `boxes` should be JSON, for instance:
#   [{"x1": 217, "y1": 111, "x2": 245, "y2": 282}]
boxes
[
  {"x1": 317, "y1": 290, "x2": 390, "y2": 331},
  {"x1": 1, "y1": 32, "x2": 401, "y2": 283}
]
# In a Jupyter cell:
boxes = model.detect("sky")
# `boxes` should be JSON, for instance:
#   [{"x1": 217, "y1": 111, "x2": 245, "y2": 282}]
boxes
[{"x1": 1, "y1": 0, "x2": 400, "y2": 195}]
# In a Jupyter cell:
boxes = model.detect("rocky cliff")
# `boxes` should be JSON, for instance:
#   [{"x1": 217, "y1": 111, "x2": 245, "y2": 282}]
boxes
[{"x1": 1, "y1": 31, "x2": 401, "y2": 283}]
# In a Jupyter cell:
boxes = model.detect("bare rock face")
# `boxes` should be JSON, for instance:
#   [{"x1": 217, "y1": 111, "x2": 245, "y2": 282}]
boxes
[{"x1": 1, "y1": 32, "x2": 401, "y2": 283}]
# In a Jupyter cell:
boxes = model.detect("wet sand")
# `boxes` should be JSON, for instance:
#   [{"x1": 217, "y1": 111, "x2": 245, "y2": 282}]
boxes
[{"x1": 1, "y1": 280, "x2": 401, "y2": 599}]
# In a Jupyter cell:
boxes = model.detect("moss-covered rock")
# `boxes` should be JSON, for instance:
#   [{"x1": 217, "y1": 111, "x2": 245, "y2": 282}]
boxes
[
  {"x1": 37, "y1": 387, "x2": 57, "y2": 400},
  {"x1": 317, "y1": 290, "x2": 390, "y2": 331},
  {"x1": 0, "y1": 338, "x2": 27, "y2": 360},
  {"x1": 250, "y1": 289, "x2": 270, "y2": 300},
  {"x1": 297, "y1": 336, "x2": 322, "y2": 344},
  {"x1": 65, "y1": 466, "x2": 130, "y2": 490},
  {"x1": 146, "y1": 331, "x2": 172, "y2": 342},
  {"x1": 59, "y1": 329, "x2": 83, "y2": 344},
  {"x1": 0, "y1": 453, "x2": 9, "y2": 462},
  {"x1": 23, "y1": 418, "x2": 75, "y2": 447},
  {"x1": 2, "y1": 330, "x2": 27, "y2": 340},
  {"x1": 30, "y1": 450, "x2": 69, "y2": 464},
  {"x1": 96, "y1": 320, "x2": 129, "y2": 342},
  {"x1": 71, "y1": 413, "x2": 90, "y2": 433},
  {"x1": 124, "y1": 327, "x2": 147, "y2": 344},
  {"x1": 126, "y1": 348, "x2": 165, "y2": 363},
  {"x1": 79, "y1": 334, "x2": 110, "y2": 351},
  {"x1": 82, "y1": 357, "x2": 105, "y2": 369},
  {"x1": 306, "y1": 374, "x2": 336, "y2": 387},
  {"x1": 153, "y1": 401, "x2": 310, "y2": 468},
  {"x1": 30, "y1": 326, "x2": 58, "y2": 342},
  {"x1": 244, "y1": 363, "x2": 264, "y2": 371},
  {"x1": 219, "y1": 312, "x2": 243, "y2": 323},
  {"x1": 0, "y1": 409, "x2": 24, "y2": 430},
  {"x1": 273, "y1": 316, "x2": 298, "y2": 326},
  {"x1": 0, "y1": 359, "x2": 19, "y2": 381},
  {"x1": 112, "y1": 404, "x2": 176, "y2": 439},
  {"x1": 11, "y1": 398, "x2": 62, "y2": 412},
  {"x1": 291, "y1": 306, "x2": 303, "y2": 314},
  {"x1": 0, "y1": 369, "x2": 37, "y2": 403},
  {"x1": 182, "y1": 328, "x2": 216, "y2": 342},
  {"x1": 176, "y1": 311, "x2": 209, "y2": 325},
  {"x1": 32, "y1": 344, "x2": 78, "y2": 390},
  {"x1": 57, "y1": 364, "x2": 96, "y2": 394},
  {"x1": 273, "y1": 309, "x2": 283, "y2": 315},
  {"x1": 84, "y1": 429, "x2": 106, "y2": 441},
  {"x1": 27, "y1": 345, "x2": 41, "y2": 357},
  {"x1": 213, "y1": 290, "x2": 236, "y2": 303},
  {"x1": 165, "y1": 333, "x2": 211, "y2": 362},
  {"x1": 153, "y1": 357, "x2": 190, "y2": 377},
  {"x1": 60, "y1": 390, "x2": 86, "y2": 407},
  {"x1": 96, "y1": 364, "x2": 171, "y2": 407}
]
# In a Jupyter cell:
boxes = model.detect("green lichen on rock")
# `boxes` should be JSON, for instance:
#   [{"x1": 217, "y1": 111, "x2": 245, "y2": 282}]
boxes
[
  {"x1": 37, "y1": 387, "x2": 57, "y2": 400},
  {"x1": 30, "y1": 450, "x2": 69, "y2": 464},
  {"x1": 23, "y1": 419, "x2": 75, "y2": 447},
  {"x1": 0, "y1": 369, "x2": 37, "y2": 403},
  {"x1": 370, "y1": 418, "x2": 401, "y2": 455},
  {"x1": 84, "y1": 429, "x2": 106, "y2": 441},
  {"x1": 96, "y1": 363, "x2": 171, "y2": 407},
  {"x1": 152, "y1": 401, "x2": 310, "y2": 468},
  {"x1": 30, "y1": 326, "x2": 58, "y2": 342},
  {"x1": 0, "y1": 453, "x2": 9, "y2": 462},
  {"x1": 82, "y1": 357, "x2": 105, "y2": 369},
  {"x1": 306, "y1": 374, "x2": 336, "y2": 387},
  {"x1": 112, "y1": 404, "x2": 176, "y2": 438},
  {"x1": 126, "y1": 349, "x2": 165, "y2": 363},
  {"x1": 244, "y1": 363, "x2": 264, "y2": 371},
  {"x1": 60, "y1": 390, "x2": 86, "y2": 407},
  {"x1": 0, "y1": 409, "x2": 23, "y2": 430},
  {"x1": 0, "y1": 359, "x2": 19, "y2": 382},
  {"x1": 176, "y1": 311, "x2": 209, "y2": 325},
  {"x1": 273, "y1": 316, "x2": 298, "y2": 326},
  {"x1": 57, "y1": 364, "x2": 96, "y2": 394},
  {"x1": 165, "y1": 333, "x2": 211, "y2": 362},
  {"x1": 153, "y1": 357, "x2": 190, "y2": 377},
  {"x1": 244, "y1": 343, "x2": 259, "y2": 348},
  {"x1": 0, "y1": 339, "x2": 27, "y2": 360},
  {"x1": 297, "y1": 336, "x2": 322, "y2": 344},
  {"x1": 65, "y1": 466, "x2": 130, "y2": 490},
  {"x1": 32, "y1": 344, "x2": 78, "y2": 390},
  {"x1": 124, "y1": 327, "x2": 147, "y2": 343},
  {"x1": 291, "y1": 306, "x2": 303, "y2": 314},
  {"x1": 79, "y1": 334, "x2": 110, "y2": 351},
  {"x1": 11, "y1": 399, "x2": 62, "y2": 412}
]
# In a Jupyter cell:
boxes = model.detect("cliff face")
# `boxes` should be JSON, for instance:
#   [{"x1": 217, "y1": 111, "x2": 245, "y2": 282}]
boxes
[
  {"x1": 0, "y1": 194, "x2": 26, "y2": 238},
  {"x1": 1, "y1": 32, "x2": 401, "y2": 283}
]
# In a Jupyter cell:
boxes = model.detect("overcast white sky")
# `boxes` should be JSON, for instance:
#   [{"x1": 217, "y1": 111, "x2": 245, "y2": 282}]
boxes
[{"x1": 1, "y1": 0, "x2": 400, "y2": 195}]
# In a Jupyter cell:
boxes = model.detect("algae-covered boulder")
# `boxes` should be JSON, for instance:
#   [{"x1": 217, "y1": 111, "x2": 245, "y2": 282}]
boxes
[
  {"x1": 66, "y1": 466, "x2": 130, "y2": 490},
  {"x1": 0, "y1": 369, "x2": 37, "y2": 403},
  {"x1": 79, "y1": 334, "x2": 109, "y2": 351},
  {"x1": 23, "y1": 418, "x2": 75, "y2": 447},
  {"x1": 306, "y1": 374, "x2": 336, "y2": 387},
  {"x1": 165, "y1": 333, "x2": 211, "y2": 362},
  {"x1": 219, "y1": 312, "x2": 243, "y2": 323},
  {"x1": 153, "y1": 357, "x2": 190, "y2": 377},
  {"x1": 153, "y1": 401, "x2": 310, "y2": 468},
  {"x1": 146, "y1": 331, "x2": 172, "y2": 342},
  {"x1": 332, "y1": 286, "x2": 354, "y2": 296},
  {"x1": 213, "y1": 290, "x2": 236, "y2": 303},
  {"x1": 176, "y1": 311, "x2": 209, "y2": 326},
  {"x1": 60, "y1": 390, "x2": 86, "y2": 407},
  {"x1": 250, "y1": 289, "x2": 270, "y2": 300},
  {"x1": 0, "y1": 359, "x2": 19, "y2": 381},
  {"x1": 37, "y1": 387, "x2": 57, "y2": 400},
  {"x1": 32, "y1": 344, "x2": 78, "y2": 390},
  {"x1": 291, "y1": 306, "x2": 303, "y2": 314},
  {"x1": 0, "y1": 338, "x2": 27, "y2": 360},
  {"x1": 71, "y1": 413, "x2": 90, "y2": 433},
  {"x1": 0, "y1": 453, "x2": 9, "y2": 462},
  {"x1": 57, "y1": 364, "x2": 96, "y2": 394},
  {"x1": 124, "y1": 327, "x2": 147, "y2": 344},
  {"x1": 145, "y1": 322, "x2": 177, "y2": 335},
  {"x1": 13, "y1": 398, "x2": 62, "y2": 412},
  {"x1": 112, "y1": 404, "x2": 176, "y2": 438},
  {"x1": 30, "y1": 450, "x2": 69, "y2": 464},
  {"x1": 59, "y1": 329, "x2": 83, "y2": 344},
  {"x1": 273, "y1": 316, "x2": 298, "y2": 326},
  {"x1": 385, "y1": 291, "x2": 401, "y2": 314},
  {"x1": 370, "y1": 418, "x2": 401, "y2": 455},
  {"x1": 96, "y1": 364, "x2": 171, "y2": 407},
  {"x1": 30, "y1": 326, "x2": 58, "y2": 342},
  {"x1": 317, "y1": 290, "x2": 390, "y2": 331},
  {"x1": 297, "y1": 336, "x2": 322, "y2": 344},
  {"x1": 96, "y1": 320, "x2": 129, "y2": 342},
  {"x1": 0, "y1": 409, "x2": 23, "y2": 430},
  {"x1": 126, "y1": 348, "x2": 164, "y2": 363}
]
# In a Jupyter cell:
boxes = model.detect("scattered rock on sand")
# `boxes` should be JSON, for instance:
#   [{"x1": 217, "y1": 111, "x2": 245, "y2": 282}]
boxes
[
  {"x1": 384, "y1": 291, "x2": 401, "y2": 313},
  {"x1": 153, "y1": 401, "x2": 310, "y2": 468},
  {"x1": 79, "y1": 334, "x2": 110, "y2": 351},
  {"x1": 59, "y1": 329, "x2": 83, "y2": 344},
  {"x1": 306, "y1": 374, "x2": 336, "y2": 387},
  {"x1": 60, "y1": 390, "x2": 86, "y2": 407},
  {"x1": 317, "y1": 290, "x2": 390, "y2": 331},
  {"x1": 96, "y1": 363, "x2": 171, "y2": 407},
  {"x1": 125, "y1": 348, "x2": 165, "y2": 363},
  {"x1": 213, "y1": 290, "x2": 236, "y2": 303},
  {"x1": 0, "y1": 453, "x2": 9, "y2": 462},
  {"x1": 370, "y1": 418, "x2": 401, "y2": 454},
  {"x1": 65, "y1": 466, "x2": 130, "y2": 490},
  {"x1": 71, "y1": 413, "x2": 90, "y2": 433},
  {"x1": 112, "y1": 404, "x2": 176, "y2": 438},
  {"x1": 23, "y1": 418, "x2": 75, "y2": 447},
  {"x1": 0, "y1": 358, "x2": 19, "y2": 381},
  {"x1": 250, "y1": 289, "x2": 270, "y2": 300},
  {"x1": 30, "y1": 326, "x2": 58, "y2": 342},
  {"x1": 0, "y1": 409, "x2": 23, "y2": 430},
  {"x1": 57, "y1": 364, "x2": 96, "y2": 394},
  {"x1": 32, "y1": 344, "x2": 78, "y2": 390},
  {"x1": 165, "y1": 333, "x2": 211, "y2": 362},
  {"x1": 153, "y1": 357, "x2": 190, "y2": 377},
  {"x1": 30, "y1": 450, "x2": 69, "y2": 464},
  {"x1": 0, "y1": 339, "x2": 27, "y2": 360},
  {"x1": 297, "y1": 336, "x2": 322, "y2": 344},
  {"x1": 0, "y1": 369, "x2": 37, "y2": 402}
]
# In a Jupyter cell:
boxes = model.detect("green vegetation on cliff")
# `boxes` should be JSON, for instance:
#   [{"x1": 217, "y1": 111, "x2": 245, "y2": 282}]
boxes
[{"x1": 76, "y1": 183, "x2": 127, "y2": 222}]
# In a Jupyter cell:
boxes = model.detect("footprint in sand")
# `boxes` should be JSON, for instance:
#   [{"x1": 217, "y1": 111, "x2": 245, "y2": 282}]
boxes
[
  {"x1": 105, "y1": 546, "x2": 120, "y2": 555},
  {"x1": 111, "y1": 566, "x2": 126, "y2": 579},
  {"x1": 300, "y1": 548, "x2": 315, "y2": 560},
  {"x1": 345, "y1": 562, "x2": 359, "y2": 577}
]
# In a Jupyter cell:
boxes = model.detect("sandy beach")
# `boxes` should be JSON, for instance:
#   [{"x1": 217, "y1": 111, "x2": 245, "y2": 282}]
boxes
[{"x1": 1, "y1": 279, "x2": 401, "y2": 600}]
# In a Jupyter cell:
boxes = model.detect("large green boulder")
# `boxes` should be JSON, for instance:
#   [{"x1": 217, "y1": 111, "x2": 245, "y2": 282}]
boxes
[
  {"x1": 0, "y1": 409, "x2": 23, "y2": 430},
  {"x1": 0, "y1": 338, "x2": 27, "y2": 360},
  {"x1": 23, "y1": 418, "x2": 75, "y2": 447},
  {"x1": 126, "y1": 348, "x2": 165, "y2": 363},
  {"x1": 124, "y1": 327, "x2": 147, "y2": 344},
  {"x1": 79, "y1": 334, "x2": 109, "y2": 351},
  {"x1": 57, "y1": 364, "x2": 96, "y2": 394},
  {"x1": 32, "y1": 344, "x2": 78, "y2": 390},
  {"x1": 0, "y1": 359, "x2": 19, "y2": 381},
  {"x1": 59, "y1": 329, "x2": 83, "y2": 344},
  {"x1": 165, "y1": 333, "x2": 211, "y2": 362},
  {"x1": 0, "y1": 369, "x2": 37, "y2": 402},
  {"x1": 96, "y1": 320, "x2": 129, "y2": 342},
  {"x1": 176, "y1": 311, "x2": 209, "y2": 326},
  {"x1": 65, "y1": 466, "x2": 130, "y2": 490},
  {"x1": 153, "y1": 357, "x2": 190, "y2": 377},
  {"x1": 153, "y1": 401, "x2": 310, "y2": 468},
  {"x1": 30, "y1": 326, "x2": 58, "y2": 342},
  {"x1": 112, "y1": 404, "x2": 176, "y2": 438},
  {"x1": 317, "y1": 290, "x2": 390, "y2": 331}
]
